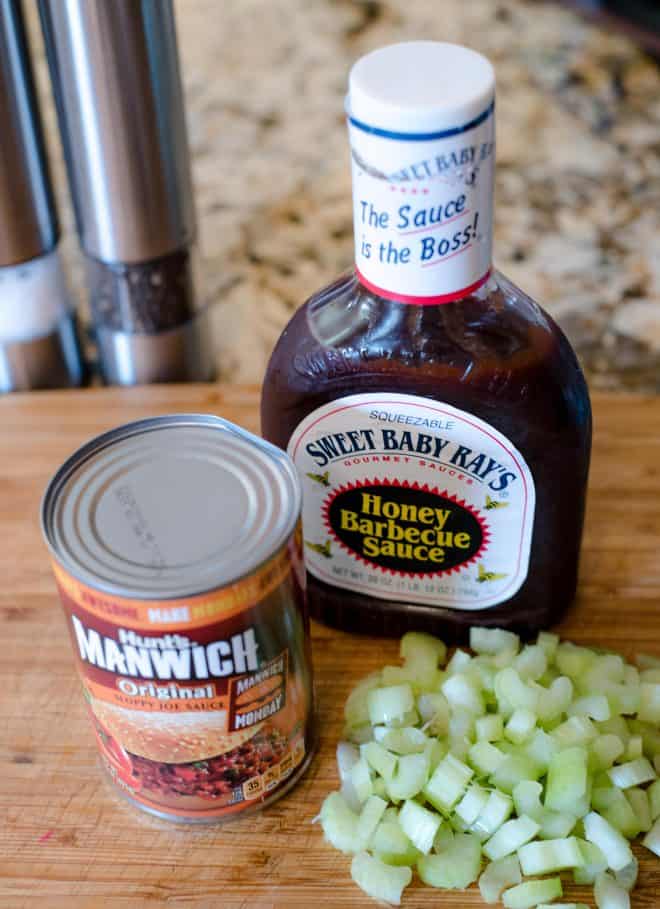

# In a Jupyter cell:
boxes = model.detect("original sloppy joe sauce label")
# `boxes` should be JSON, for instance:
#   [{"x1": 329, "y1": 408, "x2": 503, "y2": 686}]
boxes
[
  {"x1": 53, "y1": 538, "x2": 311, "y2": 819},
  {"x1": 288, "y1": 393, "x2": 535, "y2": 611}
]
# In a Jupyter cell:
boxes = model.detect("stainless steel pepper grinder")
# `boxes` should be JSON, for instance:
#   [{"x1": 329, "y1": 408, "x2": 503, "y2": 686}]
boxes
[
  {"x1": 0, "y1": 0, "x2": 85, "y2": 393},
  {"x1": 39, "y1": 0, "x2": 215, "y2": 385}
]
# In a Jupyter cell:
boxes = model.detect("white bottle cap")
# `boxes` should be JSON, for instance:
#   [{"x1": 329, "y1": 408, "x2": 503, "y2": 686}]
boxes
[{"x1": 347, "y1": 41, "x2": 495, "y2": 134}]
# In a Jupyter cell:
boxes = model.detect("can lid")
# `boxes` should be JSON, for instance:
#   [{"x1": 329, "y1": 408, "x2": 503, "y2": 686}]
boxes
[
  {"x1": 41, "y1": 415, "x2": 301, "y2": 599},
  {"x1": 347, "y1": 41, "x2": 495, "y2": 134}
]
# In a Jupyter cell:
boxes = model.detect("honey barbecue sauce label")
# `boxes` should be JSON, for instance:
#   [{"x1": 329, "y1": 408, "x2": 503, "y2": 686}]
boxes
[{"x1": 288, "y1": 393, "x2": 535, "y2": 610}]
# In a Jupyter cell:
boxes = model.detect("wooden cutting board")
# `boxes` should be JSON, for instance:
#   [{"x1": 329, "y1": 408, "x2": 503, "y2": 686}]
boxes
[{"x1": 0, "y1": 384, "x2": 659, "y2": 908}]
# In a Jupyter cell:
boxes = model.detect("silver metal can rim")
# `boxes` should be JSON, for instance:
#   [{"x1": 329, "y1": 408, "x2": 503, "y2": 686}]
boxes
[{"x1": 40, "y1": 413, "x2": 302, "y2": 600}]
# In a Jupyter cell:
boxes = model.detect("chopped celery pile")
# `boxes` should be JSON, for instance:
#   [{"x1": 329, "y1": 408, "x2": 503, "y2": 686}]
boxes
[{"x1": 318, "y1": 627, "x2": 660, "y2": 906}]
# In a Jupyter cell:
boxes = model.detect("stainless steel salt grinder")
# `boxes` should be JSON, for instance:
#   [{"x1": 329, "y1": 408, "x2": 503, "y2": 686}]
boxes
[
  {"x1": 0, "y1": 0, "x2": 85, "y2": 393},
  {"x1": 38, "y1": 0, "x2": 214, "y2": 385}
]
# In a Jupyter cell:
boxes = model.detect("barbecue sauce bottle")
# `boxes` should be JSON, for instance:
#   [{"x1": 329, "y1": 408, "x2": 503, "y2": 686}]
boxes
[{"x1": 261, "y1": 42, "x2": 591, "y2": 641}]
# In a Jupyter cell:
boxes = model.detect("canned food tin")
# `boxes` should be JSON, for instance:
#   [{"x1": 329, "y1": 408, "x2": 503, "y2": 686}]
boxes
[{"x1": 41, "y1": 415, "x2": 315, "y2": 823}]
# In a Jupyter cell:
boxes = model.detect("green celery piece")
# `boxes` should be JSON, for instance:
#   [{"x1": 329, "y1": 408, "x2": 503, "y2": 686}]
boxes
[
  {"x1": 380, "y1": 665, "x2": 416, "y2": 685},
  {"x1": 628, "y1": 718, "x2": 660, "y2": 760},
  {"x1": 367, "y1": 683, "x2": 415, "y2": 726},
  {"x1": 432, "y1": 821, "x2": 455, "y2": 852},
  {"x1": 539, "y1": 811, "x2": 578, "y2": 840},
  {"x1": 320, "y1": 791, "x2": 360, "y2": 853},
  {"x1": 372, "y1": 777, "x2": 388, "y2": 800},
  {"x1": 362, "y1": 741, "x2": 398, "y2": 781},
  {"x1": 417, "y1": 833, "x2": 481, "y2": 889},
  {"x1": 582, "y1": 653, "x2": 625, "y2": 689},
  {"x1": 537, "y1": 676, "x2": 574, "y2": 724},
  {"x1": 350, "y1": 758, "x2": 373, "y2": 803},
  {"x1": 446, "y1": 648, "x2": 473, "y2": 675},
  {"x1": 470, "y1": 626, "x2": 520, "y2": 655},
  {"x1": 583, "y1": 811, "x2": 634, "y2": 872},
  {"x1": 447, "y1": 735, "x2": 471, "y2": 762},
  {"x1": 608, "y1": 756, "x2": 656, "y2": 789},
  {"x1": 455, "y1": 783, "x2": 489, "y2": 827},
  {"x1": 568, "y1": 694, "x2": 611, "y2": 722},
  {"x1": 378, "y1": 727, "x2": 427, "y2": 755},
  {"x1": 442, "y1": 673, "x2": 485, "y2": 716},
  {"x1": 386, "y1": 752, "x2": 429, "y2": 801},
  {"x1": 624, "y1": 735, "x2": 643, "y2": 760},
  {"x1": 490, "y1": 752, "x2": 543, "y2": 794},
  {"x1": 385, "y1": 708, "x2": 420, "y2": 729},
  {"x1": 605, "y1": 681, "x2": 641, "y2": 716},
  {"x1": 597, "y1": 715, "x2": 631, "y2": 746},
  {"x1": 482, "y1": 815, "x2": 540, "y2": 861},
  {"x1": 552, "y1": 716, "x2": 598, "y2": 748},
  {"x1": 423, "y1": 753, "x2": 473, "y2": 813},
  {"x1": 495, "y1": 667, "x2": 539, "y2": 714},
  {"x1": 505, "y1": 708, "x2": 536, "y2": 744},
  {"x1": 573, "y1": 837, "x2": 608, "y2": 885},
  {"x1": 643, "y1": 816, "x2": 660, "y2": 856},
  {"x1": 356, "y1": 795, "x2": 387, "y2": 845},
  {"x1": 514, "y1": 644, "x2": 548, "y2": 681},
  {"x1": 614, "y1": 855, "x2": 639, "y2": 891},
  {"x1": 373, "y1": 843, "x2": 420, "y2": 868},
  {"x1": 345, "y1": 723, "x2": 374, "y2": 745},
  {"x1": 400, "y1": 631, "x2": 446, "y2": 671},
  {"x1": 545, "y1": 746, "x2": 588, "y2": 812},
  {"x1": 416, "y1": 691, "x2": 449, "y2": 734},
  {"x1": 626, "y1": 787, "x2": 652, "y2": 832},
  {"x1": 590, "y1": 734, "x2": 625, "y2": 772},
  {"x1": 344, "y1": 671, "x2": 382, "y2": 727},
  {"x1": 350, "y1": 851, "x2": 412, "y2": 905},
  {"x1": 478, "y1": 855, "x2": 522, "y2": 904},
  {"x1": 476, "y1": 713, "x2": 504, "y2": 742},
  {"x1": 512, "y1": 780, "x2": 543, "y2": 820},
  {"x1": 536, "y1": 631, "x2": 560, "y2": 659},
  {"x1": 524, "y1": 728, "x2": 559, "y2": 772},
  {"x1": 603, "y1": 791, "x2": 642, "y2": 839},
  {"x1": 472, "y1": 658, "x2": 497, "y2": 695},
  {"x1": 594, "y1": 870, "x2": 631, "y2": 909},
  {"x1": 471, "y1": 789, "x2": 513, "y2": 840},
  {"x1": 502, "y1": 877, "x2": 562, "y2": 909},
  {"x1": 424, "y1": 738, "x2": 446, "y2": 772},
  {"x1": 397, "y1": 799, "x2": 441, "y2": 855},
  {"x1": 556, "y1": 641, "x2": 596, "y2": 678},
  {"x1": 517, "y1": 836, "x2": 585, "y2": 874},
  {"x1": 469, "y1": 741, "x2": 506, "y2": 777}
]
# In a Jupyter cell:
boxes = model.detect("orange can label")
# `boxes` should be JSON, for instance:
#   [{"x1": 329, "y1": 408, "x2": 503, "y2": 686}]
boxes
[{"x1": 53, "y1": 531, "x2": 314, "y2": 820}]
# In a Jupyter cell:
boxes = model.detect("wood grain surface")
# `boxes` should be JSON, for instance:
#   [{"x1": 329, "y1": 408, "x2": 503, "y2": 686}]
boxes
[{"x1": 1, "y1": 384, "x2": 659, "y2": 908}]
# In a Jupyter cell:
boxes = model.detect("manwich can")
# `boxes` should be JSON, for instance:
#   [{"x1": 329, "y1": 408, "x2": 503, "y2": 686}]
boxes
[{"x1": 41, "y1": 415, "x2": 315, "y2": 823}]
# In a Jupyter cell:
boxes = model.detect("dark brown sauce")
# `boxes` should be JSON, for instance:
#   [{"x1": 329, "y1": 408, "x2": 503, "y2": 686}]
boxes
[{"x1": 261, "y1": 271, "x2": 591, "y2": 642}]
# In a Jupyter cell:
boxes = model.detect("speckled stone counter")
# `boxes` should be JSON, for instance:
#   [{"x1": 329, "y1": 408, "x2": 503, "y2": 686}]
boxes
[{"x1": 27, "y1": 0, "x2": 660, "y2": 390}]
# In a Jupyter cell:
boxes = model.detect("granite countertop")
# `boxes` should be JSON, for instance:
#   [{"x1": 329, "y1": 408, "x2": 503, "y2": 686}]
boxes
[{"x1": 28, "y1": 0, "x2": 660, "y2": 391}]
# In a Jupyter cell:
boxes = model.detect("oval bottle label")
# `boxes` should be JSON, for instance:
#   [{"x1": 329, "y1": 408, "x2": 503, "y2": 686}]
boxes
[{"x1": 287, "y1": 393, "x2": 535, "y2": 611}]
